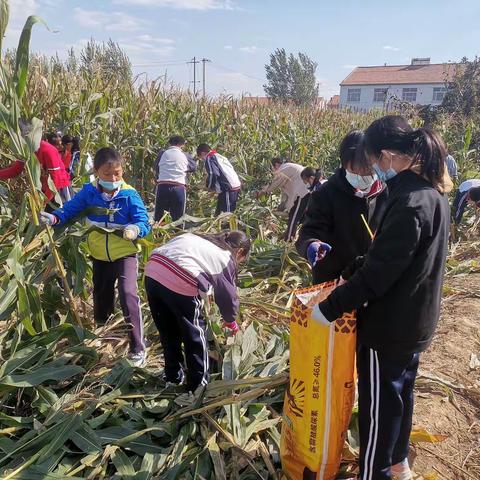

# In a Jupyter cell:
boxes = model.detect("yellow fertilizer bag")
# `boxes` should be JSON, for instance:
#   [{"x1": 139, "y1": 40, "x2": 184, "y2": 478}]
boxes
[{"x1": 280, "y1": 281, "x2": 357, "y2": 480}]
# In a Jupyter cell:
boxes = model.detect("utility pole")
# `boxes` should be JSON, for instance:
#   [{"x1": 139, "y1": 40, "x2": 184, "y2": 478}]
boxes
[
  {"x1": 201, "y1": 58, "x2": 211, "y2": 97},
  {"x1": 188, "y1": 57, "x2": 200, "y2": 95}
]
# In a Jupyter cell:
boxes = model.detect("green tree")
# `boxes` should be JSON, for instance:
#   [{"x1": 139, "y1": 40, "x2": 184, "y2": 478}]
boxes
[
  {"x1": 264, "y1": 48, "x2": 319, "y2": 106},
  {"x1": 442, "y1": 57, "x2": 480, "y2": 117}
]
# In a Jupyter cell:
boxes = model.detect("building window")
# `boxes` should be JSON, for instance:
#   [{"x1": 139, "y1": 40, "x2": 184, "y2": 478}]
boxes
[
  {"x1": 433, "y1": 87, "x2": 446, "y2": 102},
  {"x1": 373, "y1": 88, "x2": 387, "y2": 102},
  {"x1": 347, "y1": 88, "x2": 361, "y2": 102},
  {"x1": 402, "y1": 88, "x2": 417, "y2": 102}
]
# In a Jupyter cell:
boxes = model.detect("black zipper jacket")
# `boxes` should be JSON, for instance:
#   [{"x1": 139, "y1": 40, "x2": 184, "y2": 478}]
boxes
[
  {"x1": 319, "y1": 170, "x2": 450, "y2": 355},
  {"x1": 296, "y1": 168, "x2": 388, "y2": 283}
]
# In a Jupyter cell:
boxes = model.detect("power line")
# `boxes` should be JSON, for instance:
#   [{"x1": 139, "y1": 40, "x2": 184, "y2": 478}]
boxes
[
  {"x1": 131, "y1": 60, "x2": 188, "y2": 67},
  {"x1": 187, "y1": 57, "x2": 200, "y2": 95},
  {"x1": 210, "y1": 62, "x2": 266, "y2": 83}
]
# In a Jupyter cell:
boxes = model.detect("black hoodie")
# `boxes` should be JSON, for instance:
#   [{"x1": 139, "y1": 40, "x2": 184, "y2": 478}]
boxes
[
  {"x1": 296, "y1": 168, "x2": 388, "y2": 283},
  {"x1": 318, "y1": 170, "x2": 450, "y2": 355}
]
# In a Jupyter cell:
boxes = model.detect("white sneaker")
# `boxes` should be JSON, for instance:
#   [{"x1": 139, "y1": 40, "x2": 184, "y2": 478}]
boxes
[
  {"x1": 161, "y1": 370, "x2": 185, "y2": 387},
  {"x1": 391, "y1": 459, "x2": 413, "y2": 480},
  {"x1": 129, "y1": 351, "x2": 147, "y2": 367}
]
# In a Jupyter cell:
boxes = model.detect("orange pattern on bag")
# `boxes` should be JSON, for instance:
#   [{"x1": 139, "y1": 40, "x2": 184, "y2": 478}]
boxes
[{"x1": 280, "y1": 281, "x2": 357, "y2": 480}]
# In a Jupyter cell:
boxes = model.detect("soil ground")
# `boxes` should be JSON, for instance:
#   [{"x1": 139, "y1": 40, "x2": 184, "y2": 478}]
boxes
[{"x1": 411, "y1": 273, "x2": 480, "y2": 479}]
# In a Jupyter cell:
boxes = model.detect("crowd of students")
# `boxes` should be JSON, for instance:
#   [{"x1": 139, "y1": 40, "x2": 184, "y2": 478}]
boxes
[{"x1": 0, "y1": 114, "x2": 471, "y2": 479}]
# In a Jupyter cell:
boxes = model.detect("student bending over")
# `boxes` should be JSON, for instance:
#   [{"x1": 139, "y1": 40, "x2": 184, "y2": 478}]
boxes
[{"x1": 144, "y1": 230, "x2": 251, "y2": 404}]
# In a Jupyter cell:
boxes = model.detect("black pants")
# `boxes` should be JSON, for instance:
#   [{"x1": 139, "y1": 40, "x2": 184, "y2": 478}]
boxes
[
  {"x1": 284, "y1": 194, "x2": 310, "y2": 242},
  {"x1": 145, "y1": 277, "x2": 209, "y2": 390},
  {"x1": 154, "y1": 184, "x2": 186, "y2": 222},
  {"x1": 452, "y1": 189, "x2": 469, "y2": 224},
  {"x1": 216, "y1": 189, "x2": 240, "y2": 215},
  {"x1": 357, "y1": 344, "x2": 420, "y2": 480}
]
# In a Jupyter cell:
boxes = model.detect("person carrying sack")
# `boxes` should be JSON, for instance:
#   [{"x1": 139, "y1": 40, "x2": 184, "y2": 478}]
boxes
[{"x1": 313, "y1": 115, "x2": 451, "y2": 480}]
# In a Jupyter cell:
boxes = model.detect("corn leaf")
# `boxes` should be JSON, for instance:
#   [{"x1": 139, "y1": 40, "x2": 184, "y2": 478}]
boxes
[
  {"x1": 410, "y1": 428, "x2": 448, "y2": 443},
  {"x1": 14, "y1": 15, "x2": 48, "y2": 99},
  {"x1": 0, "y1": 0, "x2": 9, "y2": 53}
]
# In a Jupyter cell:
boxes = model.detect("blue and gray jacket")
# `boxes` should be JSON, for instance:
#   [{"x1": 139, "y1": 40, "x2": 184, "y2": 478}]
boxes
[{"x1": 53, "y1": 181, "x2": 151, "y2": 262}]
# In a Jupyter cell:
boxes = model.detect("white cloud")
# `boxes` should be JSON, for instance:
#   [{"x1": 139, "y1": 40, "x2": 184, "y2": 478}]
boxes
[
  {"x1": 2, "y1": 0, "x2": 37, "y2": 49},
  {"x1": 342, "y1": 64, "x2": 357, "y2": 69},
  {"x1": 112, "y1": 0, "x2": 236, "y2": 10},
  {"x1": 73, "y1": 7, "x2": 144, "y2": 32},
  {"x1": 8, "y1": 0, "x2": 37, "y2": 22},
  {"x1": 383, "y1": 45, "x2": 400, "y2": 51},
  {"x1": 238, "y1": 45, "x2": 258, "y2": 53},
  {"x1": 119, "y1": 34, "x2": 176, "y2": 57},
  {"x1": 224, "y1": 45, "x2": 233, "y2": 50}
]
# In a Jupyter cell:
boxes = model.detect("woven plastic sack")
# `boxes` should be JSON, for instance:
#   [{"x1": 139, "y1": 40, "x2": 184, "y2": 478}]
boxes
[{"x1": 280, "y1": 281, "x2": 356, "y2": 480}]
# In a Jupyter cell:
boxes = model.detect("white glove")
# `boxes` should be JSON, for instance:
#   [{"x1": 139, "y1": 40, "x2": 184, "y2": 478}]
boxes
[
  {"x1": 39, "y1": 211, "x2": 58, "y2": 226},
  {"x1": 311, "y1": 304, "x2": 332, "y2": 327},
  {"x1": 123, "y1": 224, "x2": 140, "y2": 241}
]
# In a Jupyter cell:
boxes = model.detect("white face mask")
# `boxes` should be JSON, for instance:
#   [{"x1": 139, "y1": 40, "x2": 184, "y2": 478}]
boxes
[{"x1": 345, "y1": 171, "x2": 378, "y2": 191}]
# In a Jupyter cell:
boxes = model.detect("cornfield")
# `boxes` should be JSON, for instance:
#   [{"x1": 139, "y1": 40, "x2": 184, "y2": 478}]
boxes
[{"x1": 0, "y1": 1, "x2": 478, "y2": 479}]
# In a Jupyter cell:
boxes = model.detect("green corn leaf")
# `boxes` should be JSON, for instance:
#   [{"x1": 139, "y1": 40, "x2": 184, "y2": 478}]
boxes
[
  {"x1": 0, "y1": 363, "x2": 84, "y2": 387},
  {"x1": 0, "y1": 281, "x2": 18, "y2": 317},
  {"x1": 206, "y1": 433, "x2": 226, "y2": 480},
  {"x1": 70, "y1": 423, "x2": 103, "y2": 454},
  {"x1": 17, "y1": 282, "x2": 37, "y2": 336},
  {"x1": 111, "y1": 447, "x2": 136, "y2": 476},
  {"x1": 96, "y1": 426, "x2": 164, "y2": 456},
  {"x1": 0, "y1": 0, "x2": 9, "y2": 53},
  {"x1": 0, "y1": 467, "x2": 83, "y2": 480},
  {"x1": 14, "y1": 15, "x2": 49, "y2": 99},
  {"x1": 31, "y1": 385, "x2": 59, "y2": 414}
]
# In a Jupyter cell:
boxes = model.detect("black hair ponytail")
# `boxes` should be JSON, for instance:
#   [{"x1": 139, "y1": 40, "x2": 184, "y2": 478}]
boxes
[
  {"x1": 411, "y1": 127, "x2": 446, "y2": 190},
  {"x1": 364, "y1": 115, "x2": 448, "y2": 191},
  {"x1": 196, "y1": 230, "x2": 251, "y2": 260}
]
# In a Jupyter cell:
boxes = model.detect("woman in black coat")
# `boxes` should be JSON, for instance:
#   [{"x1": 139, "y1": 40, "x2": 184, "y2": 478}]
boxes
[
  {"x1": 296, "y1": 130, "x2": 388, "y2": 284},
  {"x1": 315, "y1": 116, "x2": 452, "y2": 480}
]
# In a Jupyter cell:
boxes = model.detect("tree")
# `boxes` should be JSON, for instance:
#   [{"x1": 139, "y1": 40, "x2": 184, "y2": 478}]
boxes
[
  {"x1": 442, "y1": 57, "x2": 480, "y2": 117},
  {"x1": 264, "y1": 48, "x2": 319, "y2": 106}
]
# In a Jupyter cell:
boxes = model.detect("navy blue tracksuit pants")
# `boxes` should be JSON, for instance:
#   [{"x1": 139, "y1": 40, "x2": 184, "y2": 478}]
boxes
[
  {"x1": 154, "y1": 183, "x2": 186, "y2": 222},
  {"x1": 216, "y1": 189, "x2": 240, "y2": 215},
  {"x1": 357, "y1": 344, "x2": 420, "y2": 480},
  {"x1": 145, "y1": 277, "x2": 209, "y2": 391},
  {"x1": 452, "y1": 189, "x2": 469, "y2": 224}
]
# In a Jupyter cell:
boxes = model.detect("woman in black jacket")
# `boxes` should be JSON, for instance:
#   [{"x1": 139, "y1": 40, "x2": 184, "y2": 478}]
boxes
[
  {"x1": 315, "y1": 116, "x2": 452, "y2": 480},
  {"x1": 296, "y1": 130, "x2": 388, "y2": 284}
]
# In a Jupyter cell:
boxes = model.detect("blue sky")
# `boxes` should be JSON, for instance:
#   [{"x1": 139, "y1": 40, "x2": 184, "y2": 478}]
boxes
[{"x1": 4, "y1": 0, "x2": 480, "y2": 99}]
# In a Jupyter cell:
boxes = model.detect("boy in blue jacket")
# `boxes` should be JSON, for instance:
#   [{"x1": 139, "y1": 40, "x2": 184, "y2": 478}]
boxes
[{"x1": 39, "y1": 147, "x2": 151, "y2": 366}]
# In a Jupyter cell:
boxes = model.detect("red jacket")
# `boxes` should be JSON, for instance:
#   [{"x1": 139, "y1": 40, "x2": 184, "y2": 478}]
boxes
[
  {"x1": 62, "y1": 150, "x2": 72, "y2": 171},
  {"x1": 0, "y1": 140, "x2": 71, "y2": 201}
]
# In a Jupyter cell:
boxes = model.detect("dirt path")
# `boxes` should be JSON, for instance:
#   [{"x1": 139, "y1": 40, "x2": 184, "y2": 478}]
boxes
[{"x1": 411, "y1": 273, "x2": 480, "y2": 479}]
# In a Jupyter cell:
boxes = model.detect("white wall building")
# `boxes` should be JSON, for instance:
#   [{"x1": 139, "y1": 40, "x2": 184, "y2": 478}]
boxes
[{"x1": 339, "y1": 58, "x2": 458, "y2": 111}]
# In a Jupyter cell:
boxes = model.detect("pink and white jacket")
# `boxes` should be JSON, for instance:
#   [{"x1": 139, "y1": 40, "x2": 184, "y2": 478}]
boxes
[{"x1": 145, "y1": 233, "x2": 239, "y2": 323}]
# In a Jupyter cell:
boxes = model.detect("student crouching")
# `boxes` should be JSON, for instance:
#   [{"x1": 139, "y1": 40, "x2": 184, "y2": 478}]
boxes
[
  {"x1": 38, "y1": 147, "x2": 151, "y2": 367},
  {"x1": 144, "y1": 230, "x2": 251, "y2": 404}
]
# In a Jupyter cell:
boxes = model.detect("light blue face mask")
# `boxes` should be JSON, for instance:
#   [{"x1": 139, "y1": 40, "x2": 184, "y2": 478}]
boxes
[
  {"x1": 373, "y1": 162, "x2": 397, "y2": 182},
  {"x1": 98, "y1": 179, "x2": 123, "y2": 190}
]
